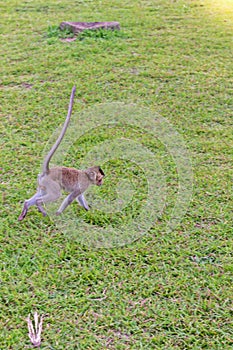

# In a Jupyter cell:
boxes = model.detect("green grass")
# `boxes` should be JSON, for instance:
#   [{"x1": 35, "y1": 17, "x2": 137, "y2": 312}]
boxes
[
  {"x1": 46, "y1": 25, "x2": 75, "y2": 40},
  {"x1": 1, "y1": 0, "x2": 233, "y2": 348}
]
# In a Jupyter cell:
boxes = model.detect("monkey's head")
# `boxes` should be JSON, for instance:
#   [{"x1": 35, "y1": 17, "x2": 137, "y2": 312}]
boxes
[{"x1": 86, "y1": 166, "x2": 105, "y2": 186}]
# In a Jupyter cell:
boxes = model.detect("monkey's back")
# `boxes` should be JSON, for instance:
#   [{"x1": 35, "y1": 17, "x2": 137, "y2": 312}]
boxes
[{"x1": 49, "y1": 166, "x2": 85, "y2": 192}]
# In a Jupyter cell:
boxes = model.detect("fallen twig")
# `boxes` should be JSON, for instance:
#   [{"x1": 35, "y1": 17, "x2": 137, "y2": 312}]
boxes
[{"x1": 27, "y1": 312, "x2": 44, "y2": 347}]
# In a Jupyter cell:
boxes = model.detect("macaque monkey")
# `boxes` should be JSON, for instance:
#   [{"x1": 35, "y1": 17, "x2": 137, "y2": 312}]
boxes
[{"x1": 18, "y1": 86, "x2": 105, "y2": 221}]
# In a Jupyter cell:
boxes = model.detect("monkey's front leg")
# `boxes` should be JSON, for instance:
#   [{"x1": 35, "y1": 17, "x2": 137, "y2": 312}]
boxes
[
  {"x1": 56, "y1": 190, "x2": 80, "y2": 215},
  {"x1": 76, "y1": 194, "x2": 90, "y2": 211}
]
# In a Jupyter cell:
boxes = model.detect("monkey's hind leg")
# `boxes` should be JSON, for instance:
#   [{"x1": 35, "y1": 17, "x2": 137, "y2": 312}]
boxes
[
  {"x1": 36, "y1": 182, "x2": 61, "y2": 216},
  {"x1": 18, "y1": 192, "x2": 42, "y2": 221},
  {"x1": 36, "y1": 202, "x2": 47, "y2": 217}
]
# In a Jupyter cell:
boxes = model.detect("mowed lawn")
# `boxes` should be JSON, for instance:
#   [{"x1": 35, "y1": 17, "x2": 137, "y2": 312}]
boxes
[{"x1": 1, "y1": 0, "x2": 233, "y2": 349}]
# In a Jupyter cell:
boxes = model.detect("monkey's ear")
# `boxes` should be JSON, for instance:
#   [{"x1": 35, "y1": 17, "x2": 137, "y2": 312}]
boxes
[{"x1": 86, "y1": 170, "x2": 96, "y2": 182}]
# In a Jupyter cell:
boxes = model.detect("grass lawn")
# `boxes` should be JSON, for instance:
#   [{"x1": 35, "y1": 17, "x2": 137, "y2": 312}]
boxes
[{"x1": 1, "y1": 0, "x2": 233, "y2": 348}]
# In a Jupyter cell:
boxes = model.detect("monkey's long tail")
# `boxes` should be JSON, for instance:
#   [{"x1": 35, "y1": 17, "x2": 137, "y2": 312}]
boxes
[{"x1": 42, "y1": 86, "x2": 76, "y2": 175}]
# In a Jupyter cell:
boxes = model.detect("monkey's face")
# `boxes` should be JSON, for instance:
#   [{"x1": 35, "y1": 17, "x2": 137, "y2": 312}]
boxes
[
  {"x1": 96, "y1": 166, "x2": 105, "y2": 186},
  {"x1": 96, "y1": 173, "x2": 104, "y2": 186},
  {"x1": 95, "y1": 167, "x2": 104, "y2": 186}
]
